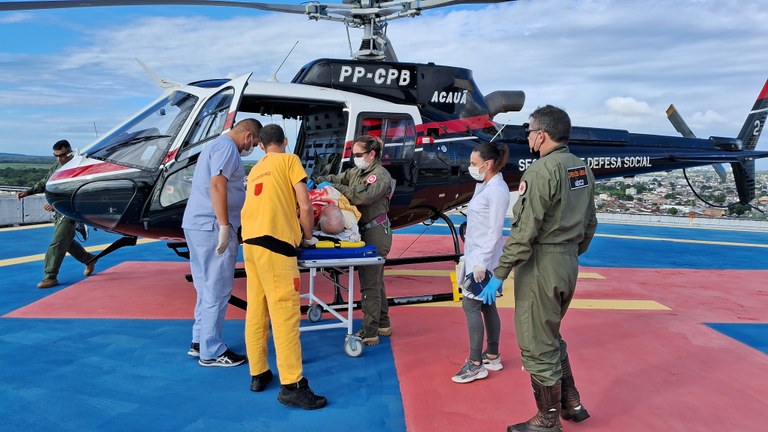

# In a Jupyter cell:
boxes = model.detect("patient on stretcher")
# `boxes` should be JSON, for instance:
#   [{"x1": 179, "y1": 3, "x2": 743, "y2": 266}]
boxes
[{"x1": 309, "y1": 186, "x2": 362, "y2": 242}]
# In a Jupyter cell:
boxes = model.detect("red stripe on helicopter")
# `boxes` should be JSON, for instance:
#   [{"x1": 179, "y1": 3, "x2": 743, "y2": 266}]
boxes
[
  {"x1": 162, "y1": 148, "x2": 179, "y2": 164},
  {"x1": 340, "y1": 115, "x2": 495, "y2": 158},
  {"x1": 49, "y1": 161, "x2": 134, "y2": 182},
  {"x1": 416, "y1": 115, "x2": 496, "y2": 135},
  {"x1": 758, "y1": 79, "x2": 768, "y2": 100}
]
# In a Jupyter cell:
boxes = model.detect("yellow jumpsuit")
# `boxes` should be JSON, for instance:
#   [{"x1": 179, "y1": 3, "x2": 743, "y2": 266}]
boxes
[{"x1": 241, "y1": 152, "x2": 307, "y2": 384}]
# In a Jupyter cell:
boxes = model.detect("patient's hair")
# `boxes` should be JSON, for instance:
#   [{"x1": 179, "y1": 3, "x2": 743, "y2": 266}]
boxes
[{"x1": 319, "y1": 203, "x2": 344, "y2": 234}]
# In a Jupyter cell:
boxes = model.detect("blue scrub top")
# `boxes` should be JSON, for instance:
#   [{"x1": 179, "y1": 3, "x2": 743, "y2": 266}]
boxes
[{"x1": 182, "y1": 134, "x2": 246, "y2": 230}]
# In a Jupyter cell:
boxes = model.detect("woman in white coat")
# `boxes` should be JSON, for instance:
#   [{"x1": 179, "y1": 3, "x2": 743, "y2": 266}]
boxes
[{"x1": 452, "y1": 142, "x2": 510, "y2": 384}]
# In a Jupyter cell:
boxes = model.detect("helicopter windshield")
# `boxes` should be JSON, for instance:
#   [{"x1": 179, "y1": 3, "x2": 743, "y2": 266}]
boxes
[{"x1": 86, "y1": 91, "x2": 199, "y2": 171}]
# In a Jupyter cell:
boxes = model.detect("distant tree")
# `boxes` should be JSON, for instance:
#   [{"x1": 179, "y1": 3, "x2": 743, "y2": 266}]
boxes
[
  {"x1": 712, "y1": 193, "x2": 726, "y2": 204},
  {"x1": 0, "y1": 167, "x2": 49, "y2": 187},
  {"x1": 728, "y1": 204, "x2": 749, "y2": 216},
  {"x1": 667, "y1": 207, "x2": 679, "y2": 215},
  {"x1": 664, "y1": 193, "x2": 677, "y2": 200}
]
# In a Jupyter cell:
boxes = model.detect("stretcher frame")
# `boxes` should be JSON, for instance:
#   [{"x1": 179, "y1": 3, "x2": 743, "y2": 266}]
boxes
[{"x1": 297, "y1": 256, "x2": 384, "y2": 357}]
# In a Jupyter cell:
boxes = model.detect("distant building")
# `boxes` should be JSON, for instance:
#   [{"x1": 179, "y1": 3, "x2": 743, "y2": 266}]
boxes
[{"x1": 702, "y1": 207, "x2": 726, "y2": 218}]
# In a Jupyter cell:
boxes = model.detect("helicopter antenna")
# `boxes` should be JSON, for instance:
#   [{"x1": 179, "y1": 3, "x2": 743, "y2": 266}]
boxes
[
  {"x1": 490, "y1": 122, "x2": 508, "y2": 142},
  {"x1": 93, "y1": 122, "x2": 99, "y2": 138},
  {"x1": 269, "y1": 40, "x2": 299, "y2": 82},
  {"x1": 135, "y1": 59, "x2": 181, "y2": 89},
  {"x1": 345, "y1": 26, "x2": 354, "y2": 58}
]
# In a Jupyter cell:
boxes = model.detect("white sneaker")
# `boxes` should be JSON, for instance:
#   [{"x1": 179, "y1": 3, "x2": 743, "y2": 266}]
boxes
[
  {"x1": 482, "y1": 352, "x2": 503, "y2": 371},
  {"x1": 451, "y1": 360, "x2": 488, "y2": 383}
]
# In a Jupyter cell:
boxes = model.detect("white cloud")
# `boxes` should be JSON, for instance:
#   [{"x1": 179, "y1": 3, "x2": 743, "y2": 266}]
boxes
[
  {"x1": 0, "y1": 12, "x2": 32, "y2": 24},
  {"x1": 604, "y1": 97, "x2": 654, "y2": 116},
  {"x1": 690, "y1": 109, "x2": 729, "y2": 128}
]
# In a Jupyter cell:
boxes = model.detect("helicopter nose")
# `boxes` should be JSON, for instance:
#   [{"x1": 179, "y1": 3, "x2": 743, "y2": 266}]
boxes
[{"x1": 46, "y1": 179, "x2": 137, "y2": 230}]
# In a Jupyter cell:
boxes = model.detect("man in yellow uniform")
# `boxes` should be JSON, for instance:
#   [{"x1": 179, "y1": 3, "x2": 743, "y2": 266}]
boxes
[
  {"x1": 478, "y1": 106, "x2": 597, "y2": 432},
  {"x1": 241, "y1": 124, "x2": 327, "y2": 410}
]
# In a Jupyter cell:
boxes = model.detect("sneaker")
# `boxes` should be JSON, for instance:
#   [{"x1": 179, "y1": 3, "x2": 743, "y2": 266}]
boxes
[
  {"x1": 451, "y1": 359, "x2": 488, "y2": 383},
  {"x1": 187, "y1": 343, "x2": 200, "y2": 358},
  {"x1": 377, "y1": 327, "x2": 392, "y2": 337},
  {"x1": 277, "y1": 377, "x2": 327, "y2": 410},
  {"x1": 37, "y1": 278, "x2": 59, "y2": 289},
  {"x1": 83, "y1": 259, "x2": 97, "y2": 276},
  {"x1": 198, "y1": 348, "x2": 246, "y2": 367},
  {"x1": 250, "y1": 369, "x2": 274, "y2": 392},
  {"x1": 482, "y1": 352, "x2": 503, "y2": 371},
  {"x1": 355, "y1": 330, "x2": 379, "y2": 346}
]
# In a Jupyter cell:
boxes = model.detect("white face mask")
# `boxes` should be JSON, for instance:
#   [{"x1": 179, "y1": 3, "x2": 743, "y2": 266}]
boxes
[
  {"x1": 240, "y1": 145, "x2": 254, "y2": 157},
  {"x1": 468, "y1": 162, "x2": 486, "y2": 181},
  {"x1": 240, "y1": 135, "x2": 256, "y2": 157},
  {"x1": 354, "y1": 157, "x2": 370, "y2": 170}
]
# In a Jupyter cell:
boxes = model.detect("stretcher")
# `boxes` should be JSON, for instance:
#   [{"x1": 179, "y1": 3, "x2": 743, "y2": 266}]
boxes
[{"x1": 297, "y1": 253, "x2": 384, "y2": 357}]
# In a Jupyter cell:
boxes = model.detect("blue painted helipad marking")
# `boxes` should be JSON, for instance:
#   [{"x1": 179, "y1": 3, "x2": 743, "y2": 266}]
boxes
[{"x1": 707, "y1": 323, "x2": 768, "y2": 355}]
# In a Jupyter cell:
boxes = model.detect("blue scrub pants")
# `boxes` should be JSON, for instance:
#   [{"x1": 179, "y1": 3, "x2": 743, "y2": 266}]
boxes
[{"x1": 184, "y1": 226, "x2": 239, "y2": 360}]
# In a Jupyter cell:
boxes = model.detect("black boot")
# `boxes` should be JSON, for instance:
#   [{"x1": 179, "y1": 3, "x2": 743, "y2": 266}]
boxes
[
  {"x1": 277, "y1": 377, "x2": 328, "y2": 410},
  {"x1": 250, "y1": 369, "x2": 273, "y2": 392},
  {"x1": 561, "y1": 355, "x2": 590, "y2": 422},
  {"x1": 507, "y1": 376, "x2": 562, "y2": 432}
]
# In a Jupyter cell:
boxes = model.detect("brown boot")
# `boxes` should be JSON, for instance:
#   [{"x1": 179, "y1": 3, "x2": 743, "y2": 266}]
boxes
[
  {"x1": 561, "y1": 355, "x2": 590, "y2": 422},
  {"x1": 507, "y1": 376, "x2": 562, "y2": 432}
]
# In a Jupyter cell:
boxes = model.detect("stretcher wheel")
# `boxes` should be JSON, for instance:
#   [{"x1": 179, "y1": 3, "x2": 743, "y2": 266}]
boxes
[
  {"x1": 344, "y1": 336, "x2": 364, "y2": 357},
  {"x1": 307, "y1": 304, "x2": 323, "y2": 323}
]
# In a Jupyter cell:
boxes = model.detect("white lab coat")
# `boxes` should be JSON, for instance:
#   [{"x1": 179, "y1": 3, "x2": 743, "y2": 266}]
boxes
[{"x1": 463, "y1": 173, "x2": 510, "y2": 279}]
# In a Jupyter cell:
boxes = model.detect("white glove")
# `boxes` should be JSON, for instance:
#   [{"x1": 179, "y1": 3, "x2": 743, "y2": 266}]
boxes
[
  {"x1": 473, "y1": 265, "x2": 487, "y2": 283},
  {"x1": 301, "y1": 236, "x2": 319, "y2": 247},
  {"x1": 216, "y1": 224, "x2": 231, "y2": 255}
]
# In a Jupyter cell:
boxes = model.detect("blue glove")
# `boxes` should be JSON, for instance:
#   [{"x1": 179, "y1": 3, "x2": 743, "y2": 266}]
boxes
[
  {"x1": 317, "y1": 181, "x2": 333, "y2": 190},
  {"x1": 478, "y1": 275, "x2": 503, "y2": 305},
  {"x1": 306, "y1": 179, "x2": 316, "y2": 190}
]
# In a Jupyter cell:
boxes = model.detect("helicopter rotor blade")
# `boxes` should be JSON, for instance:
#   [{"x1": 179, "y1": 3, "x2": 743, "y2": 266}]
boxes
[
  {"x1": 0, "y1": 1, "x2": 314, "y2": 15},
  {"x1": 666, "y1": 104, "x2": 728, "y2": 182},
  {"x1": 379, "y1": 0, "x2": 514, "y2": 12},
  {"x1": 665, "y1": 104, "x2": 696, "y2": 138}
]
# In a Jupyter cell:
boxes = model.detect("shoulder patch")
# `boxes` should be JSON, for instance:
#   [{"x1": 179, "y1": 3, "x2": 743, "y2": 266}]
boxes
[
  {"x1": 567, "y1": 166, "x2": 589, "y2": 190},
  {"x1": 518, "y1": 180, "x2": 527, "y2": 196},
  {"x1": 253, "y1": 182, "x2": 263, "y2": 196},
  {"x1": 367, "y1": 174, "x2": 377, "y2": 184}
]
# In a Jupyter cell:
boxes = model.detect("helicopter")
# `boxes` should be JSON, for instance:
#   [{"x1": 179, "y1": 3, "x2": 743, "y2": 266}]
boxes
[{"x1": 2, "y1": 0, "x2": 768, "y2": 267}]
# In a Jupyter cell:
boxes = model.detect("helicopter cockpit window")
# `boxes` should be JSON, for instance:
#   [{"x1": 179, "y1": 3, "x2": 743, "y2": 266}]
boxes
[
  {"x1": 360, "y1": 115, "x2": 416, "y2": 161},
  {"x1": 86, "y1": 91, "x2": 198, "y2": 171},
  {"x1": 300, "y1": 108, "x2": 349, "y2": 178},
  {"x1": 178, "y1": 89, "x2": 235, "y2": 160}
]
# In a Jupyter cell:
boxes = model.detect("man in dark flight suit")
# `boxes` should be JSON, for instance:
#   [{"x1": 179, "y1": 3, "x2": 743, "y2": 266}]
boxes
[{"x1": 478, "y1": 105, "x2": 598, "y2": 432}]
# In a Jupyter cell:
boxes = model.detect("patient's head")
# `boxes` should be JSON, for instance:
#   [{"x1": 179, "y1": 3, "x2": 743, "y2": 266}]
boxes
[{"x1": 319, "y1": 203, "x2": 344, "y2": 234}]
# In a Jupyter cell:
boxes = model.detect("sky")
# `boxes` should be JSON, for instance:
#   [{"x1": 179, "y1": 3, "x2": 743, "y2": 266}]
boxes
[{"x1": 0, "y1": 0, "x2": 767, "y2": 168}]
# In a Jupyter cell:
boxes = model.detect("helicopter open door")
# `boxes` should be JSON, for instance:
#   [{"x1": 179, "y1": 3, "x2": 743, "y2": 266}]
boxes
[{"x1": 143, "y1": 74, "x2": 253, "y2": 239}]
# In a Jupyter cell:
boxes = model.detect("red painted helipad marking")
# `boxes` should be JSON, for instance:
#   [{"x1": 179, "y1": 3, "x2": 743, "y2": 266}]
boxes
[{"x1": 390, "y1": 265, "x2": 768, "y2": 432}]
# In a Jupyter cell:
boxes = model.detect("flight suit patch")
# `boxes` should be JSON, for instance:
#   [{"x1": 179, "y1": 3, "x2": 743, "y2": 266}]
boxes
[
  {"x1": 253, "y1": 183, "x2": 263, "y2": 196},
  {"x1": 518, "y1": 181, "x2": 527, "y2": 196},
  {"x1": 367, "y1": 174, "x2": 377, "y2": 184},
  {"x1": 567, "y1": 166, "x2": 589, "y2": 190}
]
